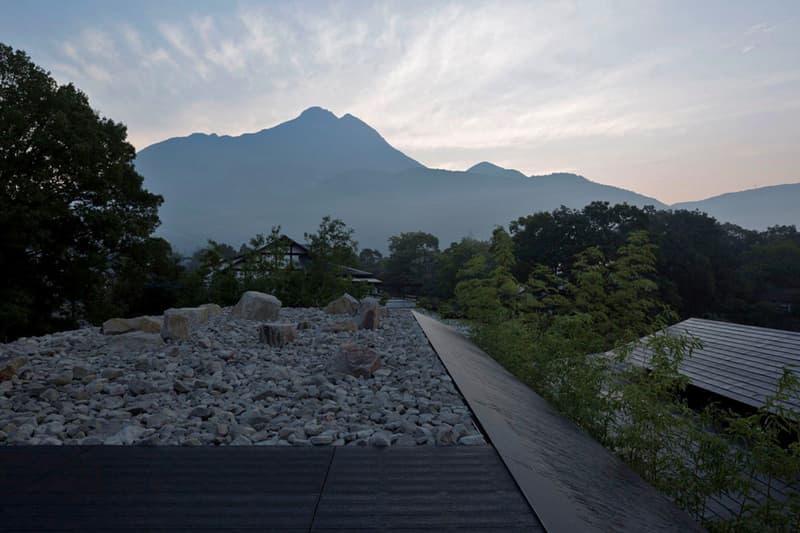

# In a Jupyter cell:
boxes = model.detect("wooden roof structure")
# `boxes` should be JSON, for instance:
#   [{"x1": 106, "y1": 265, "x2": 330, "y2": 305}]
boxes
[{"x1": 629, "y1": 318, "x2": 800, "y2": 412}]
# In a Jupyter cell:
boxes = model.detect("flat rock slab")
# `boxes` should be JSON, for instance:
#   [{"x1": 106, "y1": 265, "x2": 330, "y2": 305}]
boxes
[{"x1": 0, "y1": 446, "x2": 541, "y2": 532}]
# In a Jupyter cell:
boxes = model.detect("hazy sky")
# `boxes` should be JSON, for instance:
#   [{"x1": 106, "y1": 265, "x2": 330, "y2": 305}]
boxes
[{"x1": 2, "y1": 0, "x2": 799, "y2": 203}]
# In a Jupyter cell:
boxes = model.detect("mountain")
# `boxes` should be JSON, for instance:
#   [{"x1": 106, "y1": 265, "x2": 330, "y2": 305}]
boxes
[
  {"x1": 671, "y1": 183, "x2": 800, "y2": 230},
  {"x1": 133, "y1": 107, "x2": 714, "y2": 253},
  {"x1": 466, "y1": 162, "x2": 528, "y2": 180}
]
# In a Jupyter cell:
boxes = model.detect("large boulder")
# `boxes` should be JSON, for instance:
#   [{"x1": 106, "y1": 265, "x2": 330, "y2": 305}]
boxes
[
  {"x1": 331, "y1": 343, "x2": 382, "y2": 378},
  {"x1": 167, "y1": 307, "x2": 210, "y2": 324},
  {"x1": 199, "y1": 303, "x2": 223, "y2": 318},
  {"x1": 161, "y1": 310, "x2": 191, "y2": 341},
  {"x1": 324, "y1": 293, "x2": 359, "y2": 315},
  {"x1": 230, "y1": 291, "x2": 281, "y2": 321},
  {"x1": 258, "y1": 322, "x2": 297, "y2": 347},
  {"x1": 102, "y1": 316, "x2": 162, "y2": 335},
  {"x1": 357, "y1": 297, "x2": 382, "y2": 330}
]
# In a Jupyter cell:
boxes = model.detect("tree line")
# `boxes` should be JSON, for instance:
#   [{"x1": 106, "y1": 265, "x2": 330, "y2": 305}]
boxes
[{"x1": 369, "y1": 203, "x2": 800, "y2": 333}]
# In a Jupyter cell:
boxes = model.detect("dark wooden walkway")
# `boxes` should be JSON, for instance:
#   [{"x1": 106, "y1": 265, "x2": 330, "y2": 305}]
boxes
[
  {"x1": 412, "y1": 311, "x2": 704, "y2": 533},
  {"x1": 0, "y1": 445, "x2": 542, "y2": 532}
]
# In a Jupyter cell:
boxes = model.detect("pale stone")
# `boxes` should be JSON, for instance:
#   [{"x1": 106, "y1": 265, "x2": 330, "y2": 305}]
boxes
[
  {"x1": 198, "y1": 303, "x2": 223, "y2": 318},
  {"x1": 102, "y1": 316, "x2": 162, "y2": 335},
  {"x1": 324, "y1": 293, "x2": 359, "y2": 315},
  {"x1": 258, "y1": 323, "x2": 297, "y2": 347},
  {"x1": 357, "y1": 297, "x2": 382, "y2": 330},
  {"x1": 230, "y1": 291, "x2": 281, "y2": 321},
  {"x1": 332, "y1": 343, "x2": 382, "y2": 378},
  {"x1": 161, "y1": 310, "x2": 191, "y2": 341}
]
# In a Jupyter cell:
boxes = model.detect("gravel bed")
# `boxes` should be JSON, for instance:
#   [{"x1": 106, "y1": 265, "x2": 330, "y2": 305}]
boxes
[{"x1": 0, "y1": 308, "x2": 486, "y2": 447}]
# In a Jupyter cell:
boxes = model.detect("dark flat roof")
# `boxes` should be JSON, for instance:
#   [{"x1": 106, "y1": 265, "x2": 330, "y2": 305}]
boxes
[
  {"x1": 630, "y1": 318, "x2": 800, "y2": 412},
  {"x1": 412, "y1": 311, "x2": 703, "y2": 533},
  {"x1": 0, "y1": 446, "x2": 542, "y2": 532}
]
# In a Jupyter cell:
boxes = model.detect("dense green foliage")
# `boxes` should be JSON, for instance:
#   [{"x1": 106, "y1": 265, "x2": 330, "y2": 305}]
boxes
[
  {"x1": 507, "y1": 203, "x2": 800, "y2": 331},
  {"x1": 0, "y1": 43, "x2": 164, "y2": 339},
  {"x1": 453, "y1": 224, "x2": 800, "y2": 530}
]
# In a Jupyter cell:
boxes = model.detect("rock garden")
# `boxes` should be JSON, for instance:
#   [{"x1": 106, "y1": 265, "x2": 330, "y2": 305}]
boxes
[{"x1": 0, "y1": 292, "x2": 486, "y2": 447}]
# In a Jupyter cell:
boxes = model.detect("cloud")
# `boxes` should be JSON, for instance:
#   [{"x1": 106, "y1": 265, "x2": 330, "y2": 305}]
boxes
[{"x1": 43, "y1": 1, "x2": 800, "y2": 205}]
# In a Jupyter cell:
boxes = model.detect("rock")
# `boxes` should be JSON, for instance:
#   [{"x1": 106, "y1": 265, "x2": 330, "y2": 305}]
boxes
[
  {"x1": 369, "y1": 431, "x2": 391, "y2": 448},
  {"x1": 303, "y1": 421, "x2": 323, "y2": 437},
  {"x1": 413, "y1": 426, "x2": 433, "y2": 444},
  {"x1": 0, "y1": 356, "x2": 28, "y2": 382},
  {"x1": 40, "y1": 388, "x2": 59, "y2": 402},
  {"x1": 108, "y1": 331, "x2": 164, "y2": 351},
  {"x1": 102, "y1": 316, "x2": 162, "y2": 335},
  {"x1": 105, "y1": 425, "x2": 146, "y2": 445},
  {"x1": 51, "y1": 369, "x2": 73, "y2": 386},
  {"x1": 161, "y1": 310, "x2": 191, "y2": 341},
  {"x1": 258, "y1": 323, "x2": 297, "y2": 347},
  {"x1": 189, "y1": 407, "x2": 213, "y2": 420},
  {"x1": 230, "y1": 291, "x2": 281, "y2": 321},
  {"x1": 459, "y1": 435, "x2": 486, "y2": 446},
  {"x1": 324, "y1": 320, "x2": 357, "y2": 333},
  {"x1": 173, "y1": 381, "x2": 191, "y2": 394},
  {"x1": 310, "y1": 434, "x2": 334, "y2": 445},
  {"x1": 198, "y1": 303, "x2": 223, "y2": 318},
  {"x1": 357, "y1": 297, "x2": 382, "y2": 330},
  {"x1": 436, "y1": 425, "x2": 458, "y2": 447},
  {"x1": 128, "y1": 378, "x2": 154, "y2": 396},
  {"x1": 102, "y1": 368, "x2": 124, "y2": 380},
  {"x1": 72, "y1": 366, "x2": 90, "y2": 380},
  {"x1": 332, "y1": 344, "x2": 382, "y2": 378},
  {"x1": 324, "y1": 293, "x2": 359, "y2": 315},
  {"x1": 395, "y1": 435, "x2": 418, "y2": 447}
]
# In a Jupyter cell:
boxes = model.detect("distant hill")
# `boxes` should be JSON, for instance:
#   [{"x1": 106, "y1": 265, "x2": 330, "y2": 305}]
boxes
[
  {"x1": 135, "y1": 106, "x2": 793, "y2": 253},
  {"x1": 671, "y1": 183, "x2": 800, "y2": 230}
]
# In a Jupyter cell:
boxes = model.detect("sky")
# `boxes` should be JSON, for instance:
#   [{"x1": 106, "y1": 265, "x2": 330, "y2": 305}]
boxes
[{"x1": 2, "y1": 0, "x2": 799, "y2": 204}]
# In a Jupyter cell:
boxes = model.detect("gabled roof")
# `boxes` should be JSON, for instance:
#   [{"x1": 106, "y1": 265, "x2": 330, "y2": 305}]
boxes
[
  {"x1": 630, "y1": 318, "x2": 800, "y2": 412},
  {"x1": 226, "y1": 235, "x2": 309, "y2": 268}
]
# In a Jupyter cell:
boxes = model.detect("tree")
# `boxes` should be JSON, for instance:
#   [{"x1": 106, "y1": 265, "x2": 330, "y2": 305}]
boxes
[
  {"x1": 454, "y1": 227, "x2": 520, "y2": 323},
  {"x1": 437, "y1": 237, "x2": 490, "y2": 299},
  {"x1": 0, "y1": 43, "x2": 162, "y2": 339},
  {"x1": 359, "y1": 248, "x2": 384, "y2": 274},
  {"x1": 303, "y1": 215, "x2": 359, "y2": 304},
  {"x1": 385, "y1": 231, "x2": 440, "y2": 295}
]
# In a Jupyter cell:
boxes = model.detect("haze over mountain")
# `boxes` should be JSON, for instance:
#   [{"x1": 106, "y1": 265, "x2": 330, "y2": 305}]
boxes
[{"x1": 135, "y1": 107, "x2": 798, "y2": 253}]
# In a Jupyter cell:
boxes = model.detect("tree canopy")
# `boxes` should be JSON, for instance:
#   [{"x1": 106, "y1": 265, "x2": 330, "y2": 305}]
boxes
[{"x1": 0, "y1": 43, "x2": 163, "y2": 338}]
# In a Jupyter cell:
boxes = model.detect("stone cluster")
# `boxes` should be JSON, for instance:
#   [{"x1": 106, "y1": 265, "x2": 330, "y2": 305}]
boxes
[{"x1": 0, "y1": 299, "x2": 486, "y2": 448}]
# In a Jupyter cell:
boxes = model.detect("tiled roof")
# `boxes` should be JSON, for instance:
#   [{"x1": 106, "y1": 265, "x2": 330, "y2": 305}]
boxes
[{"x1": 630, "y1": 318, "x2": 800, "y2": 412}]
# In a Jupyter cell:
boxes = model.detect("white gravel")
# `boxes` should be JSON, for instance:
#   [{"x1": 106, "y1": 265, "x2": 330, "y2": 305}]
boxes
[{"x1": 0, "y1": 308, "x2": 486, "y2": 447}]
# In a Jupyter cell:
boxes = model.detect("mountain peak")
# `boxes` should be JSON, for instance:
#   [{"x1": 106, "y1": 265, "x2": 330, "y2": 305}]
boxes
[
  {"x1": 298, "y1": 106, "x2": 338, "y2": 121},
  {"x1": 466, "y1": 161, "x2": 527, "y2": 179}
]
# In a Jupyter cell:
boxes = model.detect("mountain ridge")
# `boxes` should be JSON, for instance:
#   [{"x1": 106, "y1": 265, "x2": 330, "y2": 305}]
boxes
[{"x1": 134, "y1": 107, "x2": 798, "y2": 252}]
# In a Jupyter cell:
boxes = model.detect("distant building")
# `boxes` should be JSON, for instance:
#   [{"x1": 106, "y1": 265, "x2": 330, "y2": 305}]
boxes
[
  {"x1": 224, "y1": 235, "x2": 311, "y2": 272},
  {"x1": 222, "y1": 234, "x2": 382, "y2": 288}
]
